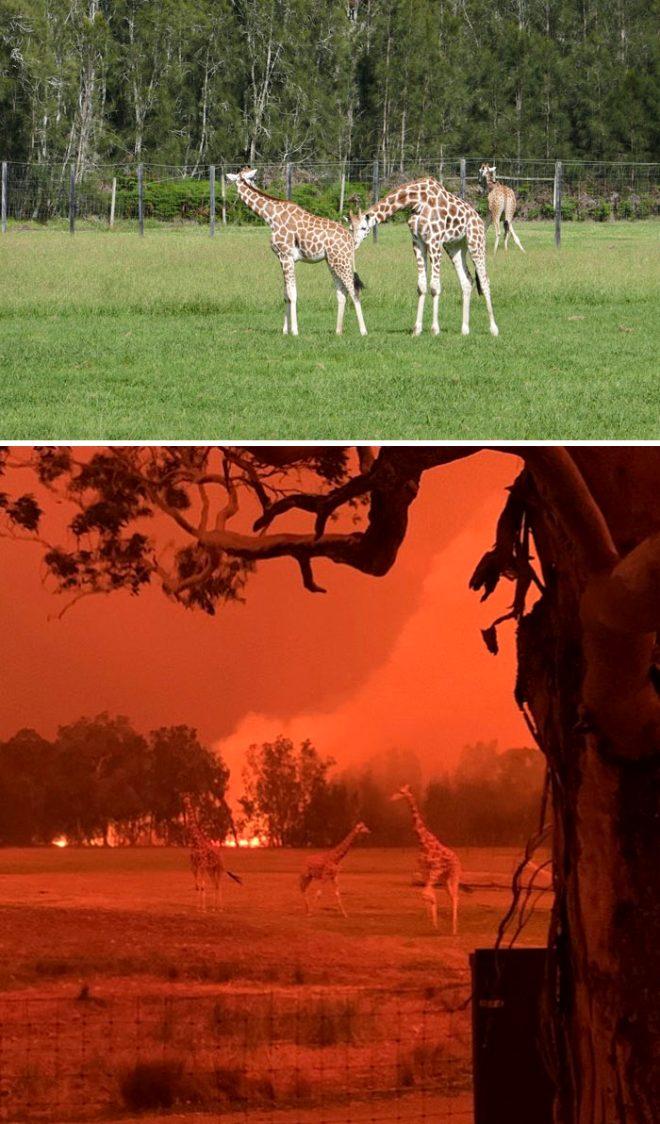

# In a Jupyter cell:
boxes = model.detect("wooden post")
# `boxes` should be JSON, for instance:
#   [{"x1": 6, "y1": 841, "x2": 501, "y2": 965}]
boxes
[
  {"x1": 109, "y1": 176, "x2": 116, "y2": 228},
  {"x1": 286, "y1": 161, "x2": 293, "y2": 200},
  {"x1": 460, "y1": 157, "x2": 466, "y2": 199},
  {"x1": 137, "y1": 163, "x2": 144, "y2": 236},
  {"x1": 1, "y1": 162, "x2": 7, "y2": 234},
  {"x1": 372, "y1": 158, "x2": 379, "y2": 243},
  {"x1": 209, "y1": 164, "x2": 216, "y2": 237},
  {"x1": 554, "y1": 160, "x2": 562, "y2": 249},
  {"x1": 68, "y1": 165, "x2": 76, "y2": 234},
  {"x1": 221, "y1": 170, "x2": 227, "y2": 226}
]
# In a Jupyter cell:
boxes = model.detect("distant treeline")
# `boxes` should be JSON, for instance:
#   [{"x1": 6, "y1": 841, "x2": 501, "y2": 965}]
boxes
[
  {"x1": 1, "y1": 1, "x2": 657, "y2": 170},
  {"x1": 0, "y1": 718, "x2": 545, "y2": 848}
]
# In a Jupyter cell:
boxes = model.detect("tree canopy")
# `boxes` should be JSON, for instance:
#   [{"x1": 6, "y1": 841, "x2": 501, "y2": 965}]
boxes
[{"x1": 1, "y1": 1, "x2": 657, "y2": 168}]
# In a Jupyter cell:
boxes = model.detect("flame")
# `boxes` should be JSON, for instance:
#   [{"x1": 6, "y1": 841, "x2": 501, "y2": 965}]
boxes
[{"x1": 224, "y1": 834, "x2": 265, "y2": 848}]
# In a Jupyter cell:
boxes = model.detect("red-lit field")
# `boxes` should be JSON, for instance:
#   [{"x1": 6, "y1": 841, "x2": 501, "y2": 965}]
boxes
[{"x1": 0, "y1": 846, "x2": 551, "y2": 1122}]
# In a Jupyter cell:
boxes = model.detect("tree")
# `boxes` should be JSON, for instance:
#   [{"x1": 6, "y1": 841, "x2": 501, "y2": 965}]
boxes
[
  {"x1": 0, "y1": 728, "x2": 56, "y2": 843},
  {"x1": 147, "y1": 724, "x2": 232, "y2": 843},
  {"x1": 240, "y1": 734, "x2": 334, "y2": 845},
  {"x1": 0, "y1": 444, "x2": 658, "y2": 1123}
]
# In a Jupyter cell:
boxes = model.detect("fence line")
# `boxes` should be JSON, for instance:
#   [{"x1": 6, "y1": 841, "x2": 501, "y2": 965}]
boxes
[
  {"x1": 0, "y1": 983, "x2": 471, "y2": 1122},
  {"x1": 0, "y1": 157, "x2": 657, "y2": 235}
]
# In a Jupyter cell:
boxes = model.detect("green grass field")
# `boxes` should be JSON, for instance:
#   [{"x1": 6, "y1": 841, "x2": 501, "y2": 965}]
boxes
[{"x1": 1, "y1": 221, "x2": 657, "y2": 439}]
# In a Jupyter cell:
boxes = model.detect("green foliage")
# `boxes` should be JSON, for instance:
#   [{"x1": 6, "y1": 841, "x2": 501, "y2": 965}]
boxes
[{"x1": 1, "y1": 1, "x2": 657, "y2": 166}]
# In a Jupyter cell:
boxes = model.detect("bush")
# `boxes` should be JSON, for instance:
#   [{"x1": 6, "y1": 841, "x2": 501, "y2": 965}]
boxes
[
  {"x1": 592, "y1": 202, "x2": 612, "y2": 222},
  {"x1": 120, "y1": 1060, "x2": 184, "y2": 1110}
]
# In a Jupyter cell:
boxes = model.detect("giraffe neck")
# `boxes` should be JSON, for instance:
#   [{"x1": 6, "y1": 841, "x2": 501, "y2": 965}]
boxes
[
  {"x1": 402, "y1": 790, "x2": 431, "y2": 845},
  {"x1": 369, "y1": 180, "x2": 441, "y2": 225},
  {"x1": 237, "y1": 180, "x2": 284, "y2": 225},
  {"x1": 330, "y1": 825, "x2": 362, "y2": 863}
]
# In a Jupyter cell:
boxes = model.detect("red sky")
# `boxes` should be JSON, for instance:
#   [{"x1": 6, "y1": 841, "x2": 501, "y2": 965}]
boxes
[{"x1": 0, "y1": 448, "x2": 529, "y2": 787}]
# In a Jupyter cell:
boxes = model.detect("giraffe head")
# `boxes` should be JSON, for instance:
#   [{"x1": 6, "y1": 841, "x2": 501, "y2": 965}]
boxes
[
  {"x1": 478, "y1": 163, "x2": 496, "y2": 189},
  {"x1": 226, "y1": 167, "x2": 258, "y2": 185},
  {"x1": 354, "y1": 821, "x2": 370, "y2": 836},
  {"x1": 350, "y1": 207, "x2": 376, "y2": 248},
  {"x1": 390, "y1": 784, "x2": 413, "y2": 803}
]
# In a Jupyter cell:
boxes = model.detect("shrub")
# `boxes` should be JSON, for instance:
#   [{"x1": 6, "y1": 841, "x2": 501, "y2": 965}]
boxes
[
  {"x1": 120, "y1": 1059, "x2": 183, "y2": 1110},
  {"x1": 592, "y1": 202, "x2": 611, "y2": 222}
]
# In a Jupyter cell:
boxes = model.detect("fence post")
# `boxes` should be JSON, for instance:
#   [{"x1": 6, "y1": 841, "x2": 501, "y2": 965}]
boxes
[
  {"x1": 109, "y1": 177, "x2": 116, "y2": 228},
  {"x1": 372, "y1": 158, "x2": 379, "y2": 243},
  {"x1": 286, "y1": 162, "x2": 293, "y2": 200},
  {"x1": 460, "y1": 157, "x2": 466, "y2": 199},
  {"x1": 209, "y1": 164, "x2": 216, "y2": 237},
  {"x1": 221, "y1": 169, "x2": 227, "y2": 226},
  {"x1": 137, "y1": 163, "x2": 144, "y2": 236},
  {"x1": 1, "y1": 162, "x2": 7, "y2": 233},
  {"x1": 554, "y1": 160, "x2": 562, "y2": 249},
  {"x1": 68, "y1": 165, "x2": 76, "y2": 234}
]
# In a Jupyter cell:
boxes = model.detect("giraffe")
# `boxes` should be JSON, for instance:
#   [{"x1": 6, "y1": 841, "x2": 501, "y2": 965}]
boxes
[
  {"x1": 351, "y1": 178, "x2": 499, "y2": 337},
  {"x1": 390, "y1": 785, "x2": 461, "y2": 934},
  {"x1": 478, "y1": 163, "x2": 525, "y2": 254},
  {"x1": 226, "y1": 167, "x2": 367, "y2": 337},
  {"x1": 299, "y1": 821, "x2": 370, "y2": 917},
  {"x1": 182, "y1": 797, "x2": 241, "y2": 911}
]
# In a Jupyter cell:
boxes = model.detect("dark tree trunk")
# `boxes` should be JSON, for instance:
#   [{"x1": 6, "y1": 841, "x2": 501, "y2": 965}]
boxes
[{"x1": 518, "y1": 453, "x2": 659, "y2": 1124}]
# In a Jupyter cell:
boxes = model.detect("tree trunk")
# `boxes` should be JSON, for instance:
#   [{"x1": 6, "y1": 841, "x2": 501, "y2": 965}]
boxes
[{"x1": 518, "y1": 456, "x2": 659, "y2": 1124}]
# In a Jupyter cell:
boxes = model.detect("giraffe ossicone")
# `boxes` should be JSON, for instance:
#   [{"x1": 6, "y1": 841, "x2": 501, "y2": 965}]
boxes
[
  {"x1": 351, "y1": 178, "x2": 499, "y2": 337},
  {"x1": 226, "y1": 167, "x2": 367, "y2": 337},
  {"x1": 391, "y1": 784, "x2": 461, "y2": 934},
  {"x1": 299, "y1": 821, "x2": 370, "y2": 918}
]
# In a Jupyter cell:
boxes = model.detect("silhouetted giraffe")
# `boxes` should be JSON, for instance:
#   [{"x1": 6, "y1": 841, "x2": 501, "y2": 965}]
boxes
[
  {"x1": 300, "y1": 821, "x2": 370, "y2": 917},
  {"x1": 351, "y1": 178, "x2": 498, "y2": 337},
  {"x1": 182, "y1": 797, "x2": 241, "y2": 911},
  {"x1": 226, "y1": 167, "x2": 367, "y2": 336},
  {"x1": 478, "y1": 163, "x2": 525, "y2": 254},
  {"x1": 391, "y1": 785, "x2": 461, "y2": 934}
]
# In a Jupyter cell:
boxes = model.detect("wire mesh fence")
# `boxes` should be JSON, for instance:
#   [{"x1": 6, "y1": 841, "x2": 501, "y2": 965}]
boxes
[
  {"x1": 0, "y1": 983, "x2": 471, "y2": 1122},
  {"x1": 1, "y1": 157, "x2": 658, "y2": 233}
]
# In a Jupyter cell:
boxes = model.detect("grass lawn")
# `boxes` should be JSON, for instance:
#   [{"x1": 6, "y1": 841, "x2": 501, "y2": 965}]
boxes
[
  {"x1": 1, "y1": 220, "x2": 657, "y2": 439},
  {"x1": 0, "y1": 846, "x2": 546, "y2": 1122},
  {"x1": 0, "y1": 845, "x2": 549, "y2": 993}
]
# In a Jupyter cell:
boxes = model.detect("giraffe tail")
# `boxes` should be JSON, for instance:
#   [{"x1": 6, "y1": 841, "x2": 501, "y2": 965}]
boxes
[
  {"x1": 503, "y1": 219, "x2": 510, "y2": 235},
  {"x1": 474, "y1": 271, "x2": 483, "y2": 297},
  {"x1": 226, "y1": 870, "x2": 242, "y2": 884},
  {"x1": 353, "y1": 272, "x2": 365, "y2": 295},
  {"x1": 299, "y1": 872, "x2": 313, "y2": 894}
]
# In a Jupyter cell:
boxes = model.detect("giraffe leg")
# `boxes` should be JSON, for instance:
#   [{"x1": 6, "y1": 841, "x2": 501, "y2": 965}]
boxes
[
  {"x1": 493, "y1": 209, "x2": 501, "y2": 255},
  {"x1": 469, "y1": 236, "x2": 499, "y2": 337},
  {"x1": 280, "y1": 257, "x2": 298, "y2": 337},
  {"x1": 330, "y1": 259, "x2": 367, "y2": 336},
  {"x1": 411, "y1": 232, "x2": 427, "y2": 336},
  {"x1": 332, "y1": 876, "x2": 348, "y2": 918},
  {"x1": 445, "y1": 242, "x2": 473, "y2": 336},
  {"x1": 508, "y1": 216, "x2": 525, "y2": 253},
  {"x1": 428, "y1": 246, "x2": 442, "y2": 336},
  {"x1": 446, "y1": 871, "x2": 460, "y2": 935},
  {"x1": 335, "y1": 286, "x2": 347, "y2": 335},
  {"x1": 422, "y1": 882, "x2": 438, "y2": 929}
]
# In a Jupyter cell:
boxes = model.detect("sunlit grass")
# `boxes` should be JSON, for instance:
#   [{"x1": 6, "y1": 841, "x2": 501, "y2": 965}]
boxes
[{"x1": 0, "y1": 221, "x2": 657, "y2": 439}]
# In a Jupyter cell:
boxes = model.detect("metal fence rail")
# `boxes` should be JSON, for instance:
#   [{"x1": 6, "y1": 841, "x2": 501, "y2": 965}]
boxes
[
  {"x1": 1, "y1": 157, "x2": 657, "y2": 236},
  {"x1": 0, "y1": 983, "x2": 471, "y2": 1122}
]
